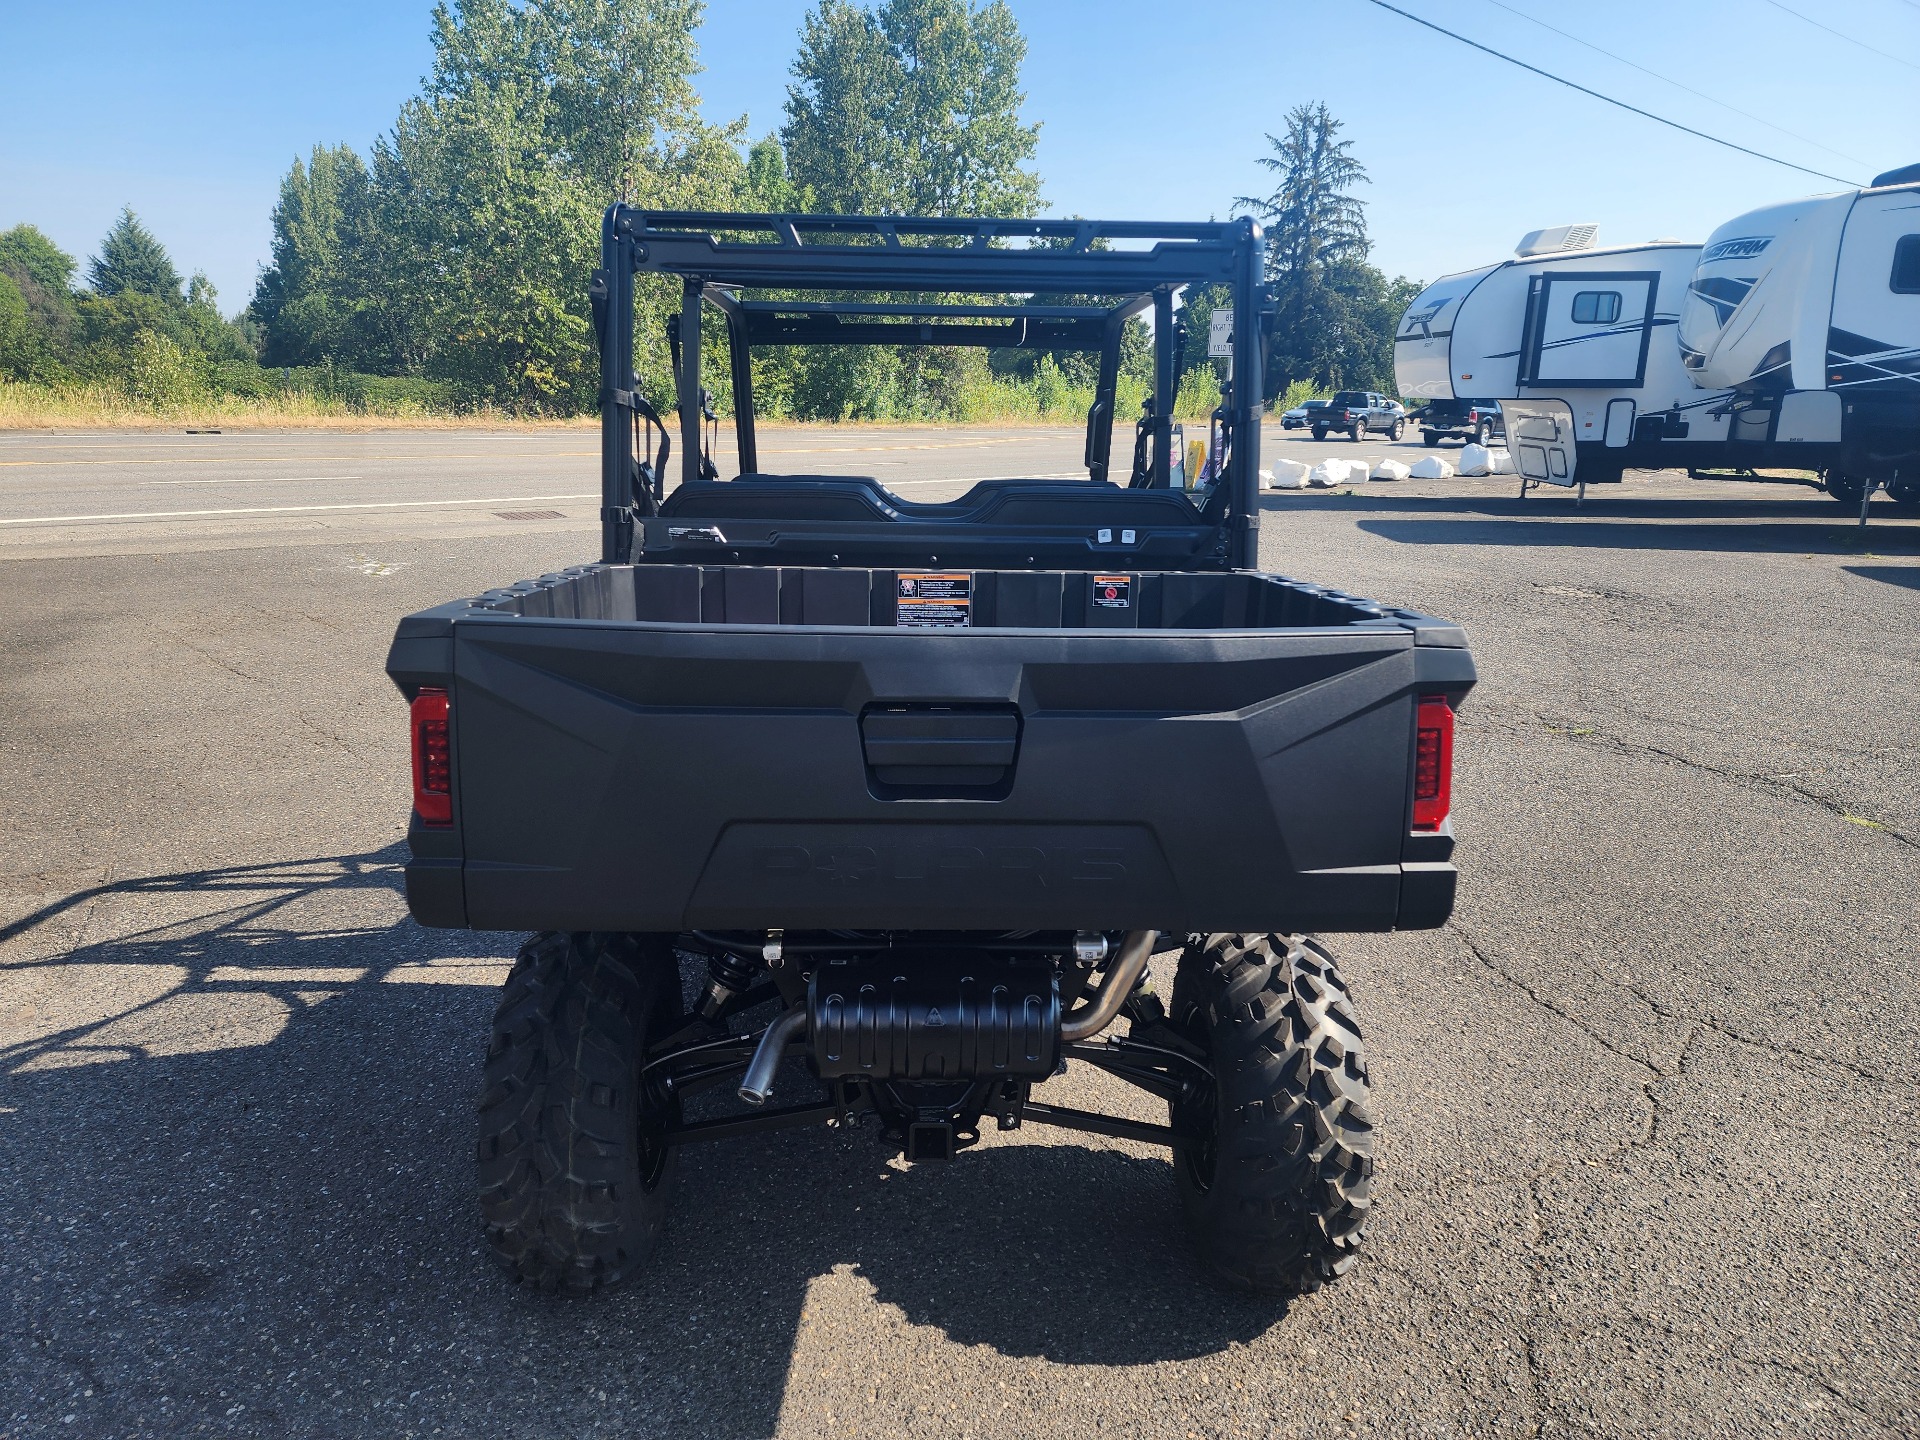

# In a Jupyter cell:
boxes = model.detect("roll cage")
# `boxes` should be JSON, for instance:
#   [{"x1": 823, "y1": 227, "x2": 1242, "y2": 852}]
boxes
[{"x1": 591, "y1": 206, "x2": 1269, "y2": 570}]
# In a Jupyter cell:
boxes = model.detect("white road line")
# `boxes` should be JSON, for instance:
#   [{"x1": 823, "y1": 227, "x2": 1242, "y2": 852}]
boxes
[
  {"x1": 0, "y1": 494, "x2": 596, "y2": 527},
  {"x1": 0, "y1": 470, "x2": 1093, "y2": 526},
  {"x1": 0, "y1": 435, "x2": 1062, "y2": 467},
  {"x1": 139, "y1": 475, "x2": 364, "y2": 486}
]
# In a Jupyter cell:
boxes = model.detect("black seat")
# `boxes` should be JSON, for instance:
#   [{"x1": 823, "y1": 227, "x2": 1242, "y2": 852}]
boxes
[
  {"x1": 662, "y1": 473, "x2": 1205, "y2": 529},
  {"x1": 658, "y1": 478, "x2": 901, "y2": 522}
]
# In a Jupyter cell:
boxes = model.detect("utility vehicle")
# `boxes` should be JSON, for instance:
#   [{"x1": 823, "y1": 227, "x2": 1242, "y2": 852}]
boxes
[{"x1": 386, "y1": 208, "x2": 1475, "y2": 1297}]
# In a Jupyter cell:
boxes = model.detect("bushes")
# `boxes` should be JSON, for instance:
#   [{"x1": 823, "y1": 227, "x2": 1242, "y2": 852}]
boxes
[
  {"x1": 122, "y1": 332, "x2": 210, "y2": 409},
  {"x1": 221, "y1": 362, "x2": 454, "y2": 413},
  {"x1": 1275, "y1": 378, "x2": 1326, "y2": 414},
  {"x1": 1173, "y1": 365, "x2": 1222, "y2": 420}
]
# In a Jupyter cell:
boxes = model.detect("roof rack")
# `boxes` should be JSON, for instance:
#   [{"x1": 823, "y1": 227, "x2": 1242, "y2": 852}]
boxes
[
  {"x1": 592, "y1": 206, "x2": 1269, "y2": 569},
  {"x1": 612, "y1": 207, "x2": 1255, "y2": 294}
]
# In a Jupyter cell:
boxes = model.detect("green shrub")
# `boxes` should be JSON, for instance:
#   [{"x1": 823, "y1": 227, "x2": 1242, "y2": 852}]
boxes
[
  {"x1": 122, "y1": 331, "x2": 210, "y2": 409},
  {"x1": 1173, "y1": 364, "x2": 1222, "y2": 420},
  {"x1": 1275, "y1": 377, "x2": 1325, "y2": 414}
]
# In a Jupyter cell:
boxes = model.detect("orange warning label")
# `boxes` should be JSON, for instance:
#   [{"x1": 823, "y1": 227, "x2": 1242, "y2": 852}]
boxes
[{"x1": 896, "y1": 572, "x2": 972, "y2": 628}]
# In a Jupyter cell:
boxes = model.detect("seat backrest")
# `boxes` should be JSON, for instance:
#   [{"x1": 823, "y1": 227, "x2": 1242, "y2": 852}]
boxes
[{"x1": 657, "y1": 478, "x2": 900, "y2": 523}]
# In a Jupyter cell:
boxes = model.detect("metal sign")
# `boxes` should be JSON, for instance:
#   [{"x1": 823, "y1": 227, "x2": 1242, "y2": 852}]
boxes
[{"x1": 1208, "y1": 309, "x2": 1234, "y2": 358}]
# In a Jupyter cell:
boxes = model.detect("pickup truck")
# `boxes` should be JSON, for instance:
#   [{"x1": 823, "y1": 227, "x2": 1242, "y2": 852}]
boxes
[
  {"x1": 387, "y1": 208, "x2": 1476, "y2": 1300},
  {"x1": 1417, "y1": 398, "x2": 1505, "y2": 447},
  {"x1": 1313, "y1": 391, "x2": 1407, "y2": 441}
]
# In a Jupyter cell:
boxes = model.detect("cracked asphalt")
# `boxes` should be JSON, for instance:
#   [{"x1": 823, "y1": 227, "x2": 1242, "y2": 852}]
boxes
[{"x1": 1, "y1": 428, "x2": 1917, "y2": 1438}]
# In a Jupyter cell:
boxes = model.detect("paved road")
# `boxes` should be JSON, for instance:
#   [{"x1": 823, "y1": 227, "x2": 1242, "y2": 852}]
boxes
[{"x1": 2, "y1": 428, "x2": 1917, "y2": 1438}]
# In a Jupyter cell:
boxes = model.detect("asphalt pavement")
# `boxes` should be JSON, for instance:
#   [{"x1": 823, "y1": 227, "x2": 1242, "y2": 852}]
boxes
[{"x1": 2, "y1": 425, "x2": 1917, "y2": 1439}]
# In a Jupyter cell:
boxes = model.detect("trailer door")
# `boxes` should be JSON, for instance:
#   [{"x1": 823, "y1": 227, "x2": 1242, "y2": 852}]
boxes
[
  {"x1": 1828, "y1": 193, "x2": 1920, "y2": 394},
  {"x1": 1520, "y1": 271, "x2": 1659, "y2": 387}
]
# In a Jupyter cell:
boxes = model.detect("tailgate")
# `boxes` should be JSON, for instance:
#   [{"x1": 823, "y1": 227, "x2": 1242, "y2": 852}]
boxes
[{"x1": 393, "y1": 613, "x2": 1471, "y2": 934}]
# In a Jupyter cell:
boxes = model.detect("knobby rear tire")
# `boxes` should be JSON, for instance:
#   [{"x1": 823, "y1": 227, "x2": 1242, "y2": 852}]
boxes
[
  {"x1": 477, "y1": 931, "x2": 682, "y2": 1294},
  {"x1": 1169, "y1": 933, "x2": 1374, "y2": 1296}
]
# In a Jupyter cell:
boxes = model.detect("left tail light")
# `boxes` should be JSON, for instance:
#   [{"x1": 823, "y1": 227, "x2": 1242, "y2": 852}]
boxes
[
  {"x1": 1412, "y1": 695, "x2": 1455, "y2": 831},
  {"x1": 411, "y1": 687, "x2": 452, "y2": 826}
]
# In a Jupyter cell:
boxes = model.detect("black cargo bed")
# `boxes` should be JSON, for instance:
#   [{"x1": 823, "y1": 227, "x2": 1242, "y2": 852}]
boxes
[{"x1": 467, "y1": 563, "x2": 1466, "y2": 637}]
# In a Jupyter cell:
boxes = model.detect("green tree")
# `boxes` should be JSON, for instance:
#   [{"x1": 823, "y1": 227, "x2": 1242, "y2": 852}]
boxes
[
  {"x1": 250, "y1": 145, "x2": 379, "y2": 367},
  {"x1": 0, "y1": 225, "x2": 79, "y2": 378},
  {"x1": 354, "y1": 0, "x2": 746, "y2": 410},
  {"x1": 1237, "y1": 103, "x2": 1391, "y2": 395},
  {"x1": 783, "y1": 0, "x2": 1041, "y2": 216},
  {"x1": 86, "y1": 208, "x2": 184, "y2": 303},
  {"x1": 0, "y1": 224, "x2": 77, "y2": 295},
  {"x1": 742, "y1": 134, "x2": 809, "y2": 212},
  {"x1": 0, "y1": 273, "x2": 35, "y2": 380},
  {"x1": 543, "y1": 0, "x2": 726, "y2": 204}
]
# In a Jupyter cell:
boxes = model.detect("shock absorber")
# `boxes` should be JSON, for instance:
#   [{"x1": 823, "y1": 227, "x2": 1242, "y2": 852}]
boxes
[{"x1": 696, "y1": 948, "x2": 760, "y2": 1021}]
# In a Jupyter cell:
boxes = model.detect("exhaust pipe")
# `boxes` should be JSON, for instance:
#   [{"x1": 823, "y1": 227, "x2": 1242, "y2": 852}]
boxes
[
  {"x1": 1059, "y1": 930, "x2": 1159, "y2": 1043},
  {"x1": 739, "y1": 930, "x2": 1154, "y2": 1103},
  {"x1": 737, "y1": 1007, "x2": 807, "y2": 1105}
]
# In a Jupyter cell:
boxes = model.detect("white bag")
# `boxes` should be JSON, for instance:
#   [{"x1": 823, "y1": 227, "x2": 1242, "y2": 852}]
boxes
[
  {"x1": 1457, "y1": 442, "x2": 1492, "y2": 476},
  {"x1": 1408, "y1": 455, "x2": 1455, "y2": 479},
  {"x1": 1307, "y1": 458, "x2": 1353, "y2": 487},
  {"x1": 1267, "y1": 458, "x2": 1311, "y2": 489},
  {"x1": 1370, "y1": 458, "x2": 1411, "y2": 481},
  {"x1": 1487, "y1": 447, "x2": 1514, "y2": 475}
]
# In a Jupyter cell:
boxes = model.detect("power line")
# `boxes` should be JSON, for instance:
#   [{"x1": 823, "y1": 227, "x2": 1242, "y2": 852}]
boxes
[
  {"x1": 1758, "y1": 0, "x2": 1920, "y2": 71},
  {"x1": 1476, "y1": 0, "x2": 1871, "y2": 168},
  {"x1": 1362, "y1": 0, "x2": 1863, "y2": 187}
]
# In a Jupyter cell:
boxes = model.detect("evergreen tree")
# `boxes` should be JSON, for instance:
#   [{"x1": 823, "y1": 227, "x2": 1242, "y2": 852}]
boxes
[
  {"x1": 783, "y1": 0, "x2": 1040, "y2": 216},
  {"x1": 86, "y1": 209, "x2": 184, "y2": 303},
  {"x1": 1236, "y1": 104, "x2": 1417, "y2": 395}
]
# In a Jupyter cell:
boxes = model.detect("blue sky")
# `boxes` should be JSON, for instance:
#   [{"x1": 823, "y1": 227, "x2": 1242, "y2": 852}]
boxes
[{"x1": 2, "y1": 0, "x2": 1915, "y2": 314}]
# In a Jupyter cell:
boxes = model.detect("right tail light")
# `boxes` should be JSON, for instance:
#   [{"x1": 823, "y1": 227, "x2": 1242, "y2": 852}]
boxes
[
  {"x1": 1412, "y1": 695, "x2": 1455, "y2": 831},
  {"x1": 411, "y1": 687, "x2": 452, "y2": 827}
]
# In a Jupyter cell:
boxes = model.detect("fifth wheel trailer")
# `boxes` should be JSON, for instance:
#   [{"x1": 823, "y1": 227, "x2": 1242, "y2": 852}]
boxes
[{"x1": 1394, "y1": 165, "x2": 1920, "y2": 507}]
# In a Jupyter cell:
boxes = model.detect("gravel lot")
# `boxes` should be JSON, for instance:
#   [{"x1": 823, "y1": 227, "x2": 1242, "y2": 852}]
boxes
[{"x1": 2, "y1": 427, "x2": 1916, "y2": 1438}]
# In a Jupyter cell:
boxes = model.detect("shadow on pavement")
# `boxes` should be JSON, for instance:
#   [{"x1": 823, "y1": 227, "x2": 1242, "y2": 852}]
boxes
[
  {"x1": 1844, "y1": 564, "x2": 1920, "y2": 589},
  {"x1": 1272, "y1": 491, "x2": 1848, "y2": 522},
  {"x1": 0, "y1": 853, "x2": 1280, "y2": 1438},
  {"x1": 1351, "y1": 514, "x2": 1920, "y2": 555}
]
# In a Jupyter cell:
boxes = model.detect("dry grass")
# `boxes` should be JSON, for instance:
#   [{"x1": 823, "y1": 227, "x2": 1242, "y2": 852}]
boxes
[
  {"x1": 0, "y1": 382, "x2": 593, "y2": 433},
  {"x1": 0, "y1": 381, "x2": 1101, "y2": 434}
]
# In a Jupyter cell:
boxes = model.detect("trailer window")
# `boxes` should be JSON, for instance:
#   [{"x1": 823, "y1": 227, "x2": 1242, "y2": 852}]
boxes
[
  {"x1": 1571, "y1": 290, "x2": 1622, "y2": 325},
  {"x1": 1892, "y1": 235, "x2": 1920, "y2": 295}
]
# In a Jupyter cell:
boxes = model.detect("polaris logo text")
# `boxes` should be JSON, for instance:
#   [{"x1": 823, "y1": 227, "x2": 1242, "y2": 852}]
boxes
[
  {"x1": 752, "y1": 843, "x2": 1127, "y2": 887},
  {"x1": 1702, "y1": 236, "x2": 1771, "y2": 263}
]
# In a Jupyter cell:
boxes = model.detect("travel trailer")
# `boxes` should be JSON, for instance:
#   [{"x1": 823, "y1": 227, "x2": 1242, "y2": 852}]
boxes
[{"x1": 1395, "y1": 165, "x2": 1920, "y2": 508}]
